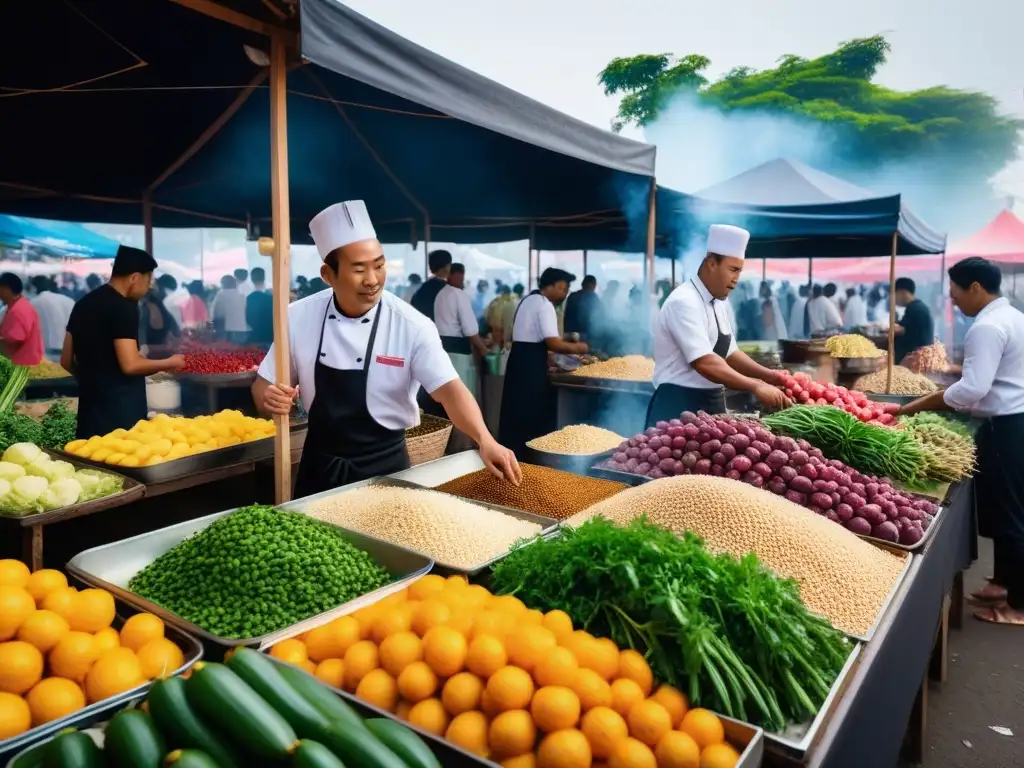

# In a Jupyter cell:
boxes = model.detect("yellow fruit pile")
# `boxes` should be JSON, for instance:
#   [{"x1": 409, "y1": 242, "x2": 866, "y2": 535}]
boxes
[
  {"x1": 0, "y1": 560, "x2": 183, "y2": 741},
  {"x1": 268, "y1": 574, "x2": 742, "y2": 768},
  {"x1": 63, "y1": 410, "x2": 276, "y2": 468}
]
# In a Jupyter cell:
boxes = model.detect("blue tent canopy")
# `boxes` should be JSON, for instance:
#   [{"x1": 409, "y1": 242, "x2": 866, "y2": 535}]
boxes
[
  {"x1": 0, "y1": 0, "x2": 656, "y2": 253},
  {"x1": 0, "y1": 215, "x2": 121, "y2": 258},
  {"x1": 657, "y1": 159, "x2": 945, "y2": 259}
]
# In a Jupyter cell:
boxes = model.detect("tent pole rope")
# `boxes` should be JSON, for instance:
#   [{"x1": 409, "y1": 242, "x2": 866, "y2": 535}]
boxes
[
  {"x1": 269, "y1": 33, "x2": 293, "y2": 504},
  {"x1": 886, "y1": 231, "x2": 898, "y2": 394},
  {"x1": 142, "y1": 192, "x2": 153, "y2": 255},
  {"x1": 645, "y1": 178, "x2": 656, "y2": 292}
]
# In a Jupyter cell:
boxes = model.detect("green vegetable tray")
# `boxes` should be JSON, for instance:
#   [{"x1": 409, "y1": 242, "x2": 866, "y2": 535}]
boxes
[
  {"x1": 65, "y1": 499, "x2": 434, "y2": 648},
  {"x1": 0, "y1": 450, "x2": 144, "y2": 527},
  {"x1": 0, "y1": 611, "x2": 201, "y2": 760}
]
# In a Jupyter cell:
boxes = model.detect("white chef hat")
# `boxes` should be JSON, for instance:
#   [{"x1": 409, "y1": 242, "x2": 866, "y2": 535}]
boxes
[
  {"x1": 706, "y1": 224, "x2": 750, "y2": 259},
  {"x1": 309, "y1": 200, "x2": 377, "y2": 260}
]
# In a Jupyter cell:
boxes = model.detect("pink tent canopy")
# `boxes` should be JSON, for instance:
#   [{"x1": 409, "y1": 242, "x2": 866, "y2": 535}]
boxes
[{"x1": 948, "y1": 209, "x2": 1024, "y2": 264}]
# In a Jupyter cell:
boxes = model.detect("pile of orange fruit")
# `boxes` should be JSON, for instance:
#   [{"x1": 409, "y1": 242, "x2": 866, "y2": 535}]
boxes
[
  {"x1": 0, "y1": 560, "x2": 184, "y2": 741},
  {"x1": 268, "y1": 574, "x2": 742, "y2": 768}
]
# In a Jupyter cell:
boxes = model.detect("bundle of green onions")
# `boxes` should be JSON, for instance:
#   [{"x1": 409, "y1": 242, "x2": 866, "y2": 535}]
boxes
[
  {"x1": 0, "y1": 358, "x2": 29, "y2": 413},
  {"x1": 491, "y1": 517, "x2": 852, "y2": 731},
  {"x1": 763, "y1": 405, "x2": 926, "y2": 485},
  {"x1": 900, "y1": 413, "x2": 976, "y2": 481}
]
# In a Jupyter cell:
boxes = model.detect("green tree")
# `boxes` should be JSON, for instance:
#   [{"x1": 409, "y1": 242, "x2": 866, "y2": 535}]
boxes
[{"x1": 599, "y1": 36, "x2": 1021, "y2": 183}]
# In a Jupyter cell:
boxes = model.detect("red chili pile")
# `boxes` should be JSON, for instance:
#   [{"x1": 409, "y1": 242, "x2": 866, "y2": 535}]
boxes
[
  {"x1": 777, "y1": 371, "x2": 898, "y2": 426},
  {"x1": 183, "y1": 348, "x2": 264, "y2": 375}
]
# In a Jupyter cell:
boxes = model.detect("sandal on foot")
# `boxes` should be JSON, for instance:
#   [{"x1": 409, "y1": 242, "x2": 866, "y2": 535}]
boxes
[
  {"x1": 970, "y1": 585, "x2": 1007, "y2": 602},
  {"x1": 973, "y1": 607, "x2": 1024, "y2": 626}
]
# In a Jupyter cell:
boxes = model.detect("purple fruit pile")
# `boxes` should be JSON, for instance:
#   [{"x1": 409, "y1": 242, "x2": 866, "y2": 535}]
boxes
[{"x1": 602, "y1": 410, "x2": 937, "y2": 546}]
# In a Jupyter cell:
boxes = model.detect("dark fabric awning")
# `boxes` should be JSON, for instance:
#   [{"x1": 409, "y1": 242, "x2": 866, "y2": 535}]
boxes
[{"x1": 0, "y1": 0, "x2": 655, "y2": 252}]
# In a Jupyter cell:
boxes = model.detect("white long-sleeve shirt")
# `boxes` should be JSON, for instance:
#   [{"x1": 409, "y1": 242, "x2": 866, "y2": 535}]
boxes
[
  {"x1": 943, "y1": 297, "x2": 1024, "y2": 416},
  {"x1": 788, "y1": 297, "x2": 808, "y2": 339},
  {"x1": 31, "y1": 290, "x2": 74, "y2": 351},
  {"x1": 844, "y1": 295, "x2": 868, "y2": 327},
  {"x1": 807, "y1": 296, "x2": 843, "y2": 335}
]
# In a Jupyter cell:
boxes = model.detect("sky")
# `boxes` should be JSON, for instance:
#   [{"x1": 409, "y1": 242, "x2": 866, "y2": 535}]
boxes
[{"x1": 343, "y1": 0, "x2": 1024, "y2": 198}]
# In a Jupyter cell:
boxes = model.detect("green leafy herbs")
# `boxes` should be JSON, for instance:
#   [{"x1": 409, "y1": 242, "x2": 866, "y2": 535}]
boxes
[
  {"x1": 40, "y1": 401, "x2": 78, "y2": 449},
  {"x1": 763, "y1": 405, "x2": 926, "y2": 484},
  {"x1": 0, "y1": 364, "x2": 29, "y2": 413},
  {"x1": 490, "y1": 517, "x2": 851, "y2": 731},
  {"x1": 0, "y1": 411, "x2": 43, "y2": 454}
]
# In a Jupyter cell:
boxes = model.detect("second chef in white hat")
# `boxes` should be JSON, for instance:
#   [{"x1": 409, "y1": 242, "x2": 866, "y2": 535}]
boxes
[
  {"x1": 252, "y1": 200, "x2": 521, "y2": 495},
  {"x1": 646, "y1": 224, "x2": 790, "y2": 427}
]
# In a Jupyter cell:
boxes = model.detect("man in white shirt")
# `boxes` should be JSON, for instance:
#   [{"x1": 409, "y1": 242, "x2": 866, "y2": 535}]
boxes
[
  {"x1": 211, "y1": 275, "x2": 248, "y2": 343},
  {"x1": 806, "y1": 284, "x2": 844, "y2": 335},
  {"x1": 234, "y1": 268, "x2": 253, "y2": 298},
  {"x1": 254, "y1": 199, "x2": 520, "y2": 494},
  {"x1": 434, "y1": 262, "x2": 488, "y2": 400},
  {"x1": 648, "y1": 225, "x2": 790, "y2": 428},
  {"x1": 843, "y1": 287, "x2": 868, "y2": 327},
  {"x1": 29, "y1": 276, "x2": 74, "y2": 358},
  {"x1": 901, "y1": 257, "x2": 1024, "y2": 626},
  {"x1": 788, "y1": 284, "x2": 810, "y2": 339}
]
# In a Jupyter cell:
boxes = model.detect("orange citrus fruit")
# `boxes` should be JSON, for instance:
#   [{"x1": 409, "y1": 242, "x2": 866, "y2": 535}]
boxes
[
  {"x1": 66, "y1": 589, "x2": 116, "y2": 634},
  {"x1": 530, "y1": 685, "x2": 581, "y2": 733},
  {"x1": 466, "y1": 634, "x2": 507, "y2": 679},
  {"x1": 396, "y1": 661, "x2": 439, "y2": 703},
  {"x1": 501, "y1": 754, "x2": 537, "y2": 768},
  {"x1": 627, "y1": 700, "x2": 672, "y2": 747},
  {"x1": 463, "y1": 584, "x2": 494, "y2": 610},
  {"x1": 609, "y1": 737, "x2": 657, "y2": 768},
  {"x1": 93, "y1": 627, "x2": 121, "y2": 655},
  {"x1": 17, "y1": 609, "x2": 69, "y2": 653},
  {"x1": 480, "y1": 688, "x2": 502, "y2": 718},
  {"x1": 0, "y1": 641, "x2": 43, "y2": 694},
  {"x1": 654, "y1": 730, "x2": 701, "y2": 768},
  {"x1": 314, "y1": 659, "x2": 346, "y2": 689},
  {"x1": 40, "y1": 587, "x2": 78, "y2": 623},
  {"x1": 269, "y1": 638, "x2": 308, "y2": 665},
  {"x1": 379, "y1": 631, "x2": 423, "y2": 677},
  {"x1": 85, "y1": 649, "x2": 145, "y2": 703},
  {"x1": 355, "y1": 668, "x2": 399, "y2": 712},
  {"x1": 24, "y1": 569, "x2": 67, "y2": 605},
  {"x1": 395, "y1": 700, "x2": 412, "y2": 721},
  {"x1": 422, "y1": 626, "x2": 467, "y2": 678},
  {"x1": 541, "y1": 609, "x2": 574, "y2": 641},
  {"x1": 119, "y1": 613, "x2": 164, "y2": 652},
  {"x1": 569, "y1": 668, "x2": 613, "y2": 711},
  {"x1": 680, "y1": 708, "x2": 724, "y2": 750},
  {"x1": 408, "y1": 574, "x2": 446, "y2": 601},
  {"x1": 651, "y1": 684, "x2": 688, "y2": 728},
  {"x1": 0, "y1": 587, "x2": 35, "y2": 641},
  {"x1": 407, "y1": 698, "x2": 449, "y2": 737},
  {"x1": 582, "y1": 706, "x2": 630, "y2": 759},
  {"x1": 305, "y1": 616, "x2": 360, "y2": 662},
  {"x1": 49, "y1": 631, "x2": 99, "y2": 681},
  {"x1": 489, "y1": 709, "x2": 537, "y2": 759},
  {"x1": 616, "y1": 650, "x2": 653, "y2": 696},
  {"x1": 537, "y1": 728, "x2": 591, "y2": 768},
  {"x1": 371, "y1": 605, "x2": 415, "y2": 645},
  {"x1": 441, "y1": 672, "x2": 484, "y2": 716},
  {"x1": 342, "y1": 640, "x2": 380, "y2": 691},
  {"x1": 699, "y1": 742, "x2": 740, "y2": 768},
  {"x1": 584, "y1": 637, "x2": 620, "y2": 681},
  {"x1": 411, "y1": 600, "x2": 451, "y2": 638},
  {"x1": 0, "y1": 560, "x2": 29, "y2": 589},
  {"x1": 610, "y1": 678, "x2": 646, "y2": 719},
  {"x1": 0, "y1": 691, "x2": 31, "y2": 739},
  {"x1": 505, "y1": 625, "x2": 557, "y2": 673},
  {"x1": 534, "y1": 646, "x2": 579, "y2": 687},
  {"x1": 491, "y1": 595, "x2": 527, "y2": 616},
  {"x1": 487, "y1": 666, "x2": 535, "y2": 712},
  {"x1": 136, "y1": 637, "x2": 185, "y2": 679},
  {"x1": 471, "y1": 611, "x2": 514, "y2": 642},
  {"x1": 26, "y1": 677, "x2": 86, "y2": 726},
  {"x1": 445, "y1": 711, "x2": 490, "y2": 757}
]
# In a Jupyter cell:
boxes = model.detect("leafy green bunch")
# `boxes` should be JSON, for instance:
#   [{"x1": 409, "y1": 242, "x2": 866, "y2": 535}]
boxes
[{"x1": 491, "y1": 517, "x2": 851, "y2": 731}]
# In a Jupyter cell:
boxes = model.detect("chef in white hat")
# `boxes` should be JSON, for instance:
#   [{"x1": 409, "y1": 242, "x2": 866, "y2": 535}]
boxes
[
  {"x1": 252, "y1": 201, "x2": 521, "y2": 496},
  {"x1": 646, "y1": 224, "x2": 790, "y2": 427}
]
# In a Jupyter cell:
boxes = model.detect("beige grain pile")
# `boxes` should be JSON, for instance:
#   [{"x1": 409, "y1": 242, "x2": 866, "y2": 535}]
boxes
[
  {"x1": 569, "y1": 355, "x2": 655, "y2": 381},
  {"x1": 566, "y1": 475, "x2": 907, "y2": 636},
  {"x1": 854, "y1": 366, "x2": 938, "y2": 395},
  {"x1": 527, "y1": 424, "x2": 624, "y2": 455},
  {"x1": 306, "y1": 486, "x2": 541, "y2": 569}
]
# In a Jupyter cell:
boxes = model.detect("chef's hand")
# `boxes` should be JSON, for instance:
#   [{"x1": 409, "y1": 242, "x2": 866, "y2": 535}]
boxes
[
  {"x1": 479, "y1": 436, "x2": 522, "y2": 486},
  {"x1": 754, "y1": 382, "x2": 791, "y2": 411},
  {"x1": 263, "y1": 382, "x2": 300, "y2": 415},
  {"x1": 164, "y1": 354, "x2": 186, "y2": 371}
]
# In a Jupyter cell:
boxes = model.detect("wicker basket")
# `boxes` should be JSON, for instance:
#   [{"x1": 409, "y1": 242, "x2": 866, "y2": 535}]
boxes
[{"x1": 405, "y1": 413, "x2": 453, "y2": 466}]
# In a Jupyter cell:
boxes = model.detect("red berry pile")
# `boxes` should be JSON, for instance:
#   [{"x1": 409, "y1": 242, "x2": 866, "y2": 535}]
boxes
[
  {"x1": 183, "y1": 348, "x2": 265, "y2": 375},
  {"x1": 777, "y1": 372, "x2": 899, "y2": 426}
]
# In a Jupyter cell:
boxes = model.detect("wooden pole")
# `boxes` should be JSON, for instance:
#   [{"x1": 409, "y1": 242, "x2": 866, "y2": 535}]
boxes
[
  {"x1": 671, "y1": 256, "x2": 676, "y2": 286},
  {"x1": 269, "y1": 34, "x2": 292, "y2": 504},
  {"x1": 885, "y1": 232, "x2": 898, "y2": 394},
  {"x1": 143, "y1": 193, "x2": 153, "y2": 255},
  {"x1": 761, "y1": 258, "x2": 767, "y2": 282},
  {"x1": 423, "y1": 216, "x2": 431, "y2": 277},
  {"x1": 528, "y1": 222, "x2": 535, "y2": 289},
  {"x1": 645, "y1": 179, "x2": 656, "y2": 292},
  {"x1": 582, "y1": 249, "x2": 588, "y2": 277}
]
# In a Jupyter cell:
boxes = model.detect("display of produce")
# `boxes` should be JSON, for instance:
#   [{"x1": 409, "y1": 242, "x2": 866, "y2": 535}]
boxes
[
  {"x1": 601, "y1": 412, "x2": 937, "y2": 546},
  {"x1": 26, "y1": 360, "x2": 70, "y2": 380},
  {"x1": 182, "y1": 347, "x2": 264, "y2": 375},
  {"x1": 0, "y1": 563, "x2": 185, "y2": 741},
  {"x1": 0, "y1": 401, "x2": 79, "y2": 455},
  {"x1": 853, "y1": 366, "x2": 938, "y2": 395},
  {"x1": 0, "y1": 443, "x2": 124, "y2": 517},
  {"x1": 269, "y1": 574, "x2": 747, "y2": 764},
  {"x1": 0, "y1": 358, "x2": 29, "y2": 413},
  {"x1": 569, "y1": 355, "x2": 655, "y2": 381},
  {"x1": 434, "y1": 463, "x2": 627, "y2": 521},
  {"x1": 901, "y1": 413, "x2": 977, "y2": 482},
  {"x1": 566, "y1": 475, "x2": 909, "y2": 637},
  {"x1": 776, "y1": 371, "x2": 899, "y2": 425},
  {"x1": 13, "y1": 653, "x2": 441, "y2": 767},
  {"x1": 825, "y1": 334, "x2": 882, "y2": 358},
  {"x1": 129, "y1": 506, "x2": 391, "y2": 639},
  {"x1": 763, "y1": 405, "x2": 927, "y2": 486},
  {"x1": 306, "y1": 486, "x2": 542, "y2": 570},
  {"x1": 901, "y1": 340, "x2": 950, "y2": 373},
  {"x1": 490, "y1": 518, "x2": 850, "y2": 732},
  {"x1": 527, "y1": 424, "x2": 625, "y2": 455},
  {"x1": 62, "y1": 409, "x2": 276, "y2": 467}
]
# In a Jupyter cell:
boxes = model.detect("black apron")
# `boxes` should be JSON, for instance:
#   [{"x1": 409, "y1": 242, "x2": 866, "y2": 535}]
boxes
[
  {"x1": 294, "y1": 300, "x2": 410, "y2": 498},
  {"x1": 645, "y1": 281, "x2": 731, "y2": 428},
  {"x1": 498, "y1": 291, "x2": 555, "y2": 456},
  {"x1": 410, "y1": 277, "x2": 446, "y2": 320},
  {"x1": 76, "y1": 378, "x2": 148, "y2": 439},
  {"x1": 973, "y1": 413, "x2": 1024, "y2": 542}
]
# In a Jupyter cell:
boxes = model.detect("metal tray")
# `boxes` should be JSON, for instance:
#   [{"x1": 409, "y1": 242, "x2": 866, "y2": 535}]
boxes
[
  {"x1": 177, "y1": 371, "x2": 258, "y2": 387},
  {"x1": 722, "y1": 715, "x2": 766, "y2": 768},
  {"x1": 865, "y1": 392, "x2": 919, "y2": 406},
  {"x1": 843, "y1": 543, "x2": 913, "y2": 644},
  {"x1": 549, "y1": 372, "x2": 654, "y2": 394},
  {"x1": 66, "y1": 506, "x2": 433, "y2": 648},
  {"x1": 0, "y1": 450, "x2": 145, "y2": 527},
  {"x1": 763, "y1": 642, "x2": 863, "y2": 759},
  {"x1": 0, "y1": 613, "x2": 201, "y2": 759},
  {"x1": 520, "y1": 445, "x2": 618, "y2": 477},
  {"x1": 52, "y1": 420, "x2": 308, "y2": 484},
  {"x1": 851, "y1": 503, "x2": 943, "y2": 553},
  {"x1": 288, "y1": 474, "x2": 559, "y2": 577}
]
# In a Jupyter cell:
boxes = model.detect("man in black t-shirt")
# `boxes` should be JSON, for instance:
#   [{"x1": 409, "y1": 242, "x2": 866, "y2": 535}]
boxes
[
  {"x1": 61, "y1": 246, "x2": 185, "y2": 439},
  {"x1": 893, "y1": 277, "x2": 934, "y2": 363}
]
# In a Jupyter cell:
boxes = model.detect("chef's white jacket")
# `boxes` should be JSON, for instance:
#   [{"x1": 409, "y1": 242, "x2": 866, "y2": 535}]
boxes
[
  {"x1": 653, "y1": 279, "x2": 738, "y2": 389},
  {"x1": 257, "y1": 289, "x2": 458, "y2": 430}
]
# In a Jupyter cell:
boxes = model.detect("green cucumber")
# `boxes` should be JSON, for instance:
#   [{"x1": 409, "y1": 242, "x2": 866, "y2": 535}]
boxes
[
  {"x1": 225, "y1": 649, "x2": 333, "y2": 738},
  {"x1": 292, "y1": 740, "x2": 347, "y2": 768},
  {"x1": 185, "y1": 662, "x2": 298, "y2": 761},
  {"x1": 147, "y1": 677, "x2": 241, "y2": 768},
  {"x1": 104, "y1": 709, "x2": 166, "y2": 768},
  {"x1": 364, "y1": 719, "x2": 440, "y2": 768},
  {"x1": 163, "y1": 750, "x2": 220, "y2": 768},
  {"x1": 9, "y1": 741, "x2": 47, "y2": 768},
  {"x1": 274, "y1": 662, "x2": 365, "y2": 733},
  {"x1": 42, "y1": 730, "x2": 103, "y2": 768}
]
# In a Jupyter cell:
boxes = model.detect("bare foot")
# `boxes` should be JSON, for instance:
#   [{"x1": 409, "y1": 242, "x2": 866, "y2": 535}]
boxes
[{"x1": 974, "y1": 606, "x2": 1024, "y2": 626}]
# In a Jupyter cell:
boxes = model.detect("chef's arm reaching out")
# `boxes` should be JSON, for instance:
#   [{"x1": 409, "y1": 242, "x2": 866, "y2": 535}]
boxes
[
  {"x1": 545, "y1": 336, "x2": 587, "y2": 355},
  {"x1": 692, "y1": 355, "x2": 790, "y2": 411},
  {"x1": 113, "y1": 339, "x2": 185, "y2": 376},
  {"x1": 429, "y1": 379, "x2": 522, "y2": 485}
]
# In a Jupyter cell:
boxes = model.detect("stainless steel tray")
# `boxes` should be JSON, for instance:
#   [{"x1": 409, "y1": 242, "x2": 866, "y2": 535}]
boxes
[
  {"x1": 289, "y1": 474, "x2": 559, "y2": 577},
  {"x1": 843, "y1": 544, "x2": 913, "y2": 644},
  {"x1": 548, "y1": 372, "x2": 655, "y2": 394},
  {"x1": 177, "y1": 371, "x2": 258, "y2": 387},
  {"x1": 851, "y1": 503, "x2": 943, "y2": 553},
  {"x1": 389, "y1": 449, "x2": 490, "y2": 487},
  {"x1": 0, "y1": 614, "x2": 201, "y2": 758},
  {"x1": 520, "y1": 445, "x2": 617, "y2": 477},
  {"x1": 763, "y1": 642, "x2": 862, "y2": 759},
  {"x1": 66, "y1": 506, "x2": 433, "y2": 648},
  {"x1": 52, "y1": 420, "x2": 308, "y2": 484}
]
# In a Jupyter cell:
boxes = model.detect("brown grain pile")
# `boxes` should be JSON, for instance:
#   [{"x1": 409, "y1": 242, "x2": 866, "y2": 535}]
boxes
[
  {"x1": 566, "y1": 475, "x2": 907, "y2": 636},
  {"x1": 569, "y1": 355, "x2": 655, "y2": 381},
  {"x1": 527, "y1": 424, "x2": 624, "y2": 455},
  {"x1": 854, "y1": 366, "x2": 938, "y2": 395},
  {"x1": 435, "y1": 463, "x2": 627, "y2": 521}
]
